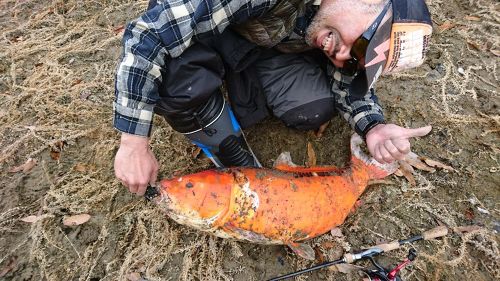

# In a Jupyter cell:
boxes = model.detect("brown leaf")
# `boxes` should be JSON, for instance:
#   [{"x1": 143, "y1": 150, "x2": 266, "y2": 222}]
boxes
[
  {"x1": 63, "y1": 214, "x2": 91, "y2": 226},
  {"x1": 80, "y1": 90, "x2": 92, "y2": 100},
  {"x1": 490, "y1": 49, "x2": 500, "y2": 57},
  {"x1": 306, "y1": 142, "x2": 317, "y2": 167},
  {"x1": 50, "y1": 150, "x2": 61, "y2": 160},
  {"x1": 394, "y1": 169, "x2": 404, "y2": 177},
  {"x1": 315, "y1": 121, "x2": 330, "y2": 138},
  {"x1": 464, "y1": 207, "x2": 475, "y2": 220},
  {"x1": 438, "y1": 21, "x2": 456, "y2": 32},
  {"x1": 0, "y1": 256, "x2": 17, "y2": 277},
  {"x1": 330, "y1": 227, "x2": 343, "y2": 238},
  {"x1": 113, "y1": 25, "x2": 125, "y2": 34},
  {"x1": 74, "y1": 163, "x2": 87, "y2": 172},
  {"x1": 50, "y1": 140, "x2": 66, "y2": 161},
  {"x1": 192, "y1": 147, "x2": 202, "y2": 159},
  {"x1": 399, "y1": 161, "x2": 416, "y2": 186},
  {"x1": 126, "y1": 272, "x2": 142, "y2": 281},
  {"x1": 20, "y1": 215, "x2": 43, "y2": 223},
  {"x1": 8, "y1": 158, "x2": 37, "y2": 173},
  {"x1": 73, "y1": 163, "x2": 95, "y2": 173},
  {"x1": 467, "y1": 40, "x2": 485, "y2": 51},
  {"x1": 404, "y1": 153, "x2": 436, "y2": 172},
  {"x1": 320, "y1": 241, "x2": 336, "y2": 249},
  {"x1": 453, "y1": 225, "x2": 482, "y2": 233},
  {"x1": 314, "y1": 246, "x2": 325, "y2": 263},
  {"x1": 420, "y1": 157, "x2": 454, "y2": 171},
  {"x1": 465, "y1": 15, "x2": 481, "y2": 21},
  {"x1": 71, "y1": 79, "x2": 82, "y2": 86}
]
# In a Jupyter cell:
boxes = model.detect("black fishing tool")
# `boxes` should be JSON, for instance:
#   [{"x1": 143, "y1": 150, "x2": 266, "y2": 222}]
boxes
[{"x1": 268, "y1": 226, "x2": 448, "y2": 281}]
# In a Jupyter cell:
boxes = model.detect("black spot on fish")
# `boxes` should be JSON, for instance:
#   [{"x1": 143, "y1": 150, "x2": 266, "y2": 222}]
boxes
[
  {"x1": 192, "y1": 191, "x2": 195, "y2": 196},
  {"x1": 186, "y1": 182, "x2": 193, "y2": 188},
  {"x1": 290, "y1": 182, "x2": 298, "y2": 192},
  {"x1": 210, "y1": 192, "x2": 217, "y2": 199}
]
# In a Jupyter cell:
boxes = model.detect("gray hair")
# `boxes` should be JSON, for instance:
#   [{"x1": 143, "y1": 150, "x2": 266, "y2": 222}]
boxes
[{"x1": 335, "y1": 0, "x2": 390, "y2": 16}]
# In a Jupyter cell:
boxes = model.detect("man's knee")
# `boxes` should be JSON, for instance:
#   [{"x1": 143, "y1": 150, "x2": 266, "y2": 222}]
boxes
[{"x1": 279, "y1": 98, "x2": 336, "y2": 131}]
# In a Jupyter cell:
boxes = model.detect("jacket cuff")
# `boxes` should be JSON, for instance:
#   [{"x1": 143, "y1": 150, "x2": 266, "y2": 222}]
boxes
[
  {"x1": 113, "y1": 102, "x2": 153, "y2": 137},
  {"x1": 354, "y1": 114, "x2": 386, "y2": 139}
]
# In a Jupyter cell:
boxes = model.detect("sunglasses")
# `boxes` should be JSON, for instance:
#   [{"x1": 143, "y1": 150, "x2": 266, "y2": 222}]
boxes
[{"x1": 341, "y1": 0, "x2": 392, "y2": 76}]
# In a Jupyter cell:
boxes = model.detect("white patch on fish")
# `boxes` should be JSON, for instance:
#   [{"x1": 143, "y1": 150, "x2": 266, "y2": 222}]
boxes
[{"x1": 240, "y1": 180, "x2": 259, "y2": 210}]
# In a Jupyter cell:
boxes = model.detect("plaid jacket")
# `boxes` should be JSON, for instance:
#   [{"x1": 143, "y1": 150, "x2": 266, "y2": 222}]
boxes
[{"x1": 113, "y1": 0, "x2": 384, "y2": 137}]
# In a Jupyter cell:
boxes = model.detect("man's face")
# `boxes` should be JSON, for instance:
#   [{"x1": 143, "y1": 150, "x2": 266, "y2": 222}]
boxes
[{"x1": 305, "y1": 0, "x2": 379, "y2": 68}]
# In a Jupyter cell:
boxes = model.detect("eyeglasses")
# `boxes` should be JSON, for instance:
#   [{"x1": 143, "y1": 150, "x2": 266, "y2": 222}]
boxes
[{"x1": 341, "y1": 0, "x2": 392, "y2": 76}]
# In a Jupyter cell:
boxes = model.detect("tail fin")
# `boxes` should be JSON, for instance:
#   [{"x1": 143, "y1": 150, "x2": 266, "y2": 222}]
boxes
[{"x1": 350, "y1": 134, "x2": 398, "y2": 179}]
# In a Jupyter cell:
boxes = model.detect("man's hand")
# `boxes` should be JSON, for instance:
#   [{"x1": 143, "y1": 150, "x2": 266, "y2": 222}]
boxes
[
  {"x1": 366, "y1": 124, "x2": 432, "y2": 164},
  {"x1": 114, "y1": 133, "x2": 159, "y2": 196}
]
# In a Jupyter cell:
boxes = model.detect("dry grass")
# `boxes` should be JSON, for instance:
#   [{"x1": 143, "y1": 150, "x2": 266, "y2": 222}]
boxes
[{"x1": 0, "y1": 0, "x2": 498, "y2": 280}]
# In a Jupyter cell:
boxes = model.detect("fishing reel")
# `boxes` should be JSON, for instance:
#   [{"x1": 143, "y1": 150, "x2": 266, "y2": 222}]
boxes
[{"x1": 363, "y1": 249, "x2": 417, "y2": 281}]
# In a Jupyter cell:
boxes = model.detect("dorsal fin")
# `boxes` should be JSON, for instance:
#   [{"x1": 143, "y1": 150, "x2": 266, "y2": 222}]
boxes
[
  {"x1": 274, "y1": 165, "x2": 344, "y2": 174},
  {"x1": 274, "y1": 151, "x2": 344, "y2": 175}
]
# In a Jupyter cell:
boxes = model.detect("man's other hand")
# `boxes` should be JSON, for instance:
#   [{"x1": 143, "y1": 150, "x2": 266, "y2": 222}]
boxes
[
  {"x1": 366, "y1": 124, "x2": 432, "y2": 164},
  {"x1": 114, "y1": 133, "x2": 159, "y2": 196}
]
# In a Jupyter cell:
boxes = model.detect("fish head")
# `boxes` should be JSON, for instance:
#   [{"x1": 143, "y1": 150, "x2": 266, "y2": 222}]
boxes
[{"x1": 156, "y1": 170, "x2": 233, "y2": 231}]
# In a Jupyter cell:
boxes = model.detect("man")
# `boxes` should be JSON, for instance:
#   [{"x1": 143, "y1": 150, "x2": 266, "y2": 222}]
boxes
[{"x1": 114, "y1": 0, "x2": 433, "y2": 195}]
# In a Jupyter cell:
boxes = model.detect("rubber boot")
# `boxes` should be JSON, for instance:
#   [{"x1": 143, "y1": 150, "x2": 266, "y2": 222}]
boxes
[
  {"x1": 186, "y1": 102, "x2": 261, "y2": 168},
  {"x1": 157, "y1": 91, "x2": 261, "y2": 168}
]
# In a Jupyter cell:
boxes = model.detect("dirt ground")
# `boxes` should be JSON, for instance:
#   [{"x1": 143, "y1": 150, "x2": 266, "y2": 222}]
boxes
[{"x1": 0, "y1": 0, "x2": 498, "y2": 280}]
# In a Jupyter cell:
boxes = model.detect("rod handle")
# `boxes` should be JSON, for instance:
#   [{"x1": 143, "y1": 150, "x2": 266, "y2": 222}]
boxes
[
  {"x1": 343, "y1": 253, "x2": 355, "y2": 264},
  {"x1": 370, "y1": 241, "x2": 400, "y2": 252},
  {"x1": 422, "y1": 226, "x2": 448, "y2": 240}
]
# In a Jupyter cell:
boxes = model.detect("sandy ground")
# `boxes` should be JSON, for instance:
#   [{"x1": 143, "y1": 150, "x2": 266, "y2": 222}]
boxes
[{"x1": 0, "y1": 0, "x2": 498, "y2": 280}]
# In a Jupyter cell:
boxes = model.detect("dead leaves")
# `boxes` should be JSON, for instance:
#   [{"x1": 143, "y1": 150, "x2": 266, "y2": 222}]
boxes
[
  {"x1": 464, "y1": 15, "x2": 481, "y2": 21},
  {"x1": 395, "y1": 153, "x2": 455, "y2": 186},
  {"x1": 314, "y1": 121, "x2": 330, "y2": 138},
  {"x1": 20, "y1": 213, "x2": 91, "y2": 227},
  {"x1": 330, "y1": 227, "x2": 343, "y2": 238},
  {"x1": 490, "y1": 49, "x2": 500, "y2": 57},
  {"x1": 438, "y1": 21, "x2": 456, "y2": 32},
  {"x1": 453, "y1": 225, "x2": 483, "y2": 233},
  {"x1": 73, "y1": 162, "x2": 96, "y2": 173},
  {"x1": 20, "y1": 215, "x2": 44, "y2": 223},
  {"x1": 113, "y1": 25, "x2": 125, "y2": 35},
  {"x1": 306, "y1": 142, "x2": 317, "y2": 167},
  {"x1": 8, "y1": 158, "x2": 37, "y2": 173},
  {"x1": 420, "y1": 156, "x2": 454, "y2": 171},
  {"x1": 62, "y1": 214, "x2": 91, "y2": 226},
  {"x1": 50, "y1": 140, "x2": 66, "y2": 161},
  {"x1": 0, "y1": 256, "x2": 17, "y2": 278}
]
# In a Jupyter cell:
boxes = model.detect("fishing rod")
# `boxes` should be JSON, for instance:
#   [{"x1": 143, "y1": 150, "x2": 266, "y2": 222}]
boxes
[{"x1": 268, "y1": 226, "x2": 448, "y2": 281}]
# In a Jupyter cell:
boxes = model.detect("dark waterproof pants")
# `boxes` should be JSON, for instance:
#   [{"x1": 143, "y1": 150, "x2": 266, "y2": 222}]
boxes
[{"x1": 153, "y1": 32, "x2": 335, "y2": 133}]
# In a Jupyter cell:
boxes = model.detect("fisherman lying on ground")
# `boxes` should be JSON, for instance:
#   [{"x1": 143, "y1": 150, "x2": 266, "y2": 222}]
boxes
[{"x1": 113, "y1": 0, "x2": 434, "y2": 195}]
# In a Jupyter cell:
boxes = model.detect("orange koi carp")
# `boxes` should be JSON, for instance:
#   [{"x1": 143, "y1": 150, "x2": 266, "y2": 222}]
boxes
[{"x1": 151, "y1": 134, "x2": 398, "y2": 260}]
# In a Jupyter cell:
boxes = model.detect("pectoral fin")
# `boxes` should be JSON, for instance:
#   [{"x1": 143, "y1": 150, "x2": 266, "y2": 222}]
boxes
[{"x1": 287, "y1": 242, "x2": 315, "y2": 260}]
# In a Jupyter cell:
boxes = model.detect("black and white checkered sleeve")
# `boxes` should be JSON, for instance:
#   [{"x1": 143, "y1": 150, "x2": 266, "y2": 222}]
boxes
[
  {"x1": 330, "y1": 68, "x2": 385, "y2": 138},
  {"x1": 113, "y1": 0, "x2": 276, "y2": 136}
]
